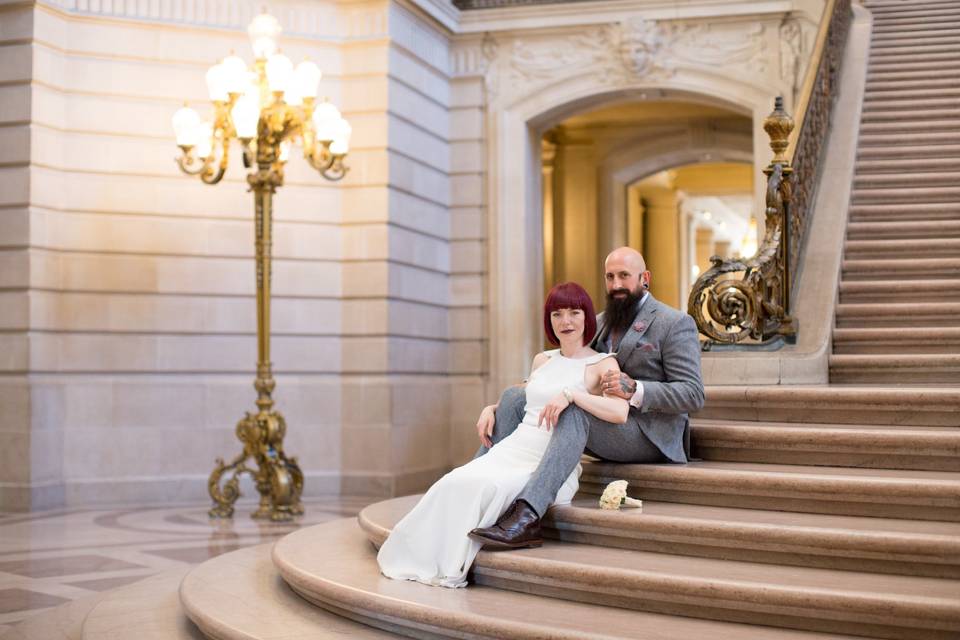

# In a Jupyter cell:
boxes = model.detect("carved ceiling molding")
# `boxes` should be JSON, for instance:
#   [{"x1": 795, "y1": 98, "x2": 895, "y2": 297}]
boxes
[{"x1": 457, "y1": 16, "x2": 778, "y2": 105}]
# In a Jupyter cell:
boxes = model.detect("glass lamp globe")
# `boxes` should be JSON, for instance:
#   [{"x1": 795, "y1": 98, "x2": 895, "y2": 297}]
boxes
[
  {"x1": 248, "y1": 12, "x2": 282, "y2": 59},
  {"x1": 312, "y1": 102, "x2": 342, "y2": 142},
  {"x1": 294, "y1": 61, "x2": 321, "y2": 99},
  {"x1": 220, "y1": 54, "x2": 249, "y2": 96},
  {"x1": 195, "y1": 122, "x2": 214, "y2": 158},
  {"x1": 232, "y1": 87, "x2": 261, "y2": 139},
  {"x1": 205, "y1": 63, "x2": 229, "y2": 102},
  {"x1": 330, "y1": 118, "x2": 352, "y2": 155},
  {"x1": 266, "y1": 53, "x2": 294, "y2": 94},
  {"x1": 172, "y1": 105, "x2": 202, "y2": 147}
]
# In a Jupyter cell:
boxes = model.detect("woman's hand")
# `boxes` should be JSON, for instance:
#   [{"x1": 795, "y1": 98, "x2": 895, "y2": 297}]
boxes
[
  {"x1": 538, "y1": 393, "x2": 571, "y2": 431},
  {"x1": 476, "y1": 404, "x2": 497, "y2": 447}
]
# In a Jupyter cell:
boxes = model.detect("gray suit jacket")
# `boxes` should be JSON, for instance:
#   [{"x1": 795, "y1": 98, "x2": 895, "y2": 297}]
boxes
[{"x1": 591, "y1": 294, "x2": 705, "y2": 462}]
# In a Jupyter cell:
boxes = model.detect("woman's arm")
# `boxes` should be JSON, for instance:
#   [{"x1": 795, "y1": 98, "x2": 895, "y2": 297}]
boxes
[{"x1": 572, "y1": 357, "x2": 629, "y2": 424}]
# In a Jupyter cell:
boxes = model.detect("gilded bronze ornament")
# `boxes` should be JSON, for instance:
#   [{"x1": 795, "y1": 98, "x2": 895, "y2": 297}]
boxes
[
  {"x1": 687, "y1": 0, "x2": 851, "y2": 347},
  {"x1": 173, "y1": 13, "x2": 351, "y2": 521}
]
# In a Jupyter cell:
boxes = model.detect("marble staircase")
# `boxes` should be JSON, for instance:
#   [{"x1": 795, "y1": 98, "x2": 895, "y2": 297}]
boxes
[{"x1": 831, "y1": 0, "x2": 960, "y2": 383}]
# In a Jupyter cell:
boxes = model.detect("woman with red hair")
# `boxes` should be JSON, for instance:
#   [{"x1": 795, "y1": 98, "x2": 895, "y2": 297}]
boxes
[{"x1": 378, "y1": 282, "x2": 629, "y2": 588}]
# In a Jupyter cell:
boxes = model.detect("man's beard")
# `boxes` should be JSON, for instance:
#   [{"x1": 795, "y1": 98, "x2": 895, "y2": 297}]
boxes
[{"x1": 604, "y1": 287, "x2": 644, "y2": 338}]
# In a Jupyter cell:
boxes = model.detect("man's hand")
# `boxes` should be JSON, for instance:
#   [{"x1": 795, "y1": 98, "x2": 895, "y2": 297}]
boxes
[
  {"x1": 476, "y1": 404, "x2": 497, "y2": 447},
  {"x1": 602, "y1": 370, "x2": 636, "y2": 400},
  {"x1": 537, "y1": 393, "x2": 571, "y2": 431}
]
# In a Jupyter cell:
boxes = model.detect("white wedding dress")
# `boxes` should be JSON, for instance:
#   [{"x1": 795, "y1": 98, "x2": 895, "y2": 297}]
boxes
[{"x1": 377, "y1": 350, "x2": 612, "y2": 588}]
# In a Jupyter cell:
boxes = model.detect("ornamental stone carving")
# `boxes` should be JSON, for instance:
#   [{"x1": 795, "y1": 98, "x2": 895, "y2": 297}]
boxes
[
  {"x1": 617, "y1": 17, "x2": 668, "y2": 77},
  {"x1": 664, "y1": 22, "x2": 769, "y2": 74}
]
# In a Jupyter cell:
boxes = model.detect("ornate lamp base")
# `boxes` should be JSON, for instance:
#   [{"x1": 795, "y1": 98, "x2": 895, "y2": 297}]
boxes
[{"x1": 208, "y1": 407, "x2": 304, "y2": 522}]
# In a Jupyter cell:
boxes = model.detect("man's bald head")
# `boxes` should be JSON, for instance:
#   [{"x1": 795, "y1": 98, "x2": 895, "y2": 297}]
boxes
[
  {"x1": 605, "y1": 246, "x2": 646, "y2": 273},
  {"x1": 604, "y1": 246, "x2": 650, "y2": 299}
]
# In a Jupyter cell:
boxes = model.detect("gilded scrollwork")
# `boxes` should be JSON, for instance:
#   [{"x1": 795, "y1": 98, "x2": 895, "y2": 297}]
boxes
[{"x1": 687, "y1": 0, "x2": 852, "y2": 347}]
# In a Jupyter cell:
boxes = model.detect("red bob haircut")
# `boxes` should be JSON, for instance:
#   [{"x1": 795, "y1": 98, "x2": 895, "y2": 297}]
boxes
[{"x1": 543, "y1": 282, "x2": 597, "y2": 346}]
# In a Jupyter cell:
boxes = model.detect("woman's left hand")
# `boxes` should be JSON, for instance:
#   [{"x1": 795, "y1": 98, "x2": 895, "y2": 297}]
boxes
[{"x1": 538, "y1": 393, "x2": 571, "y2": 430}]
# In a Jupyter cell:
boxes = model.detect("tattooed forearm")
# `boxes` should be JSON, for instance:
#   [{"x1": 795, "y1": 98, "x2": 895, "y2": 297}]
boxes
[{"x1": 619, "y1": 375, "x2": 636, "y2": 396}]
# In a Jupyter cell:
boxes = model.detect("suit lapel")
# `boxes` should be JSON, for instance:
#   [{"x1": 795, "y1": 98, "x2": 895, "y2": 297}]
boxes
[{"x1": 616, "y1": 295, "x2": 658, "y2": 364}]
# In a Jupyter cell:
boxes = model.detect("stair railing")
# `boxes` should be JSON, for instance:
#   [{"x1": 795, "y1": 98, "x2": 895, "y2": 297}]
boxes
[{"x1": 688, "y1": 0, "x2": 852, "y2": 347}]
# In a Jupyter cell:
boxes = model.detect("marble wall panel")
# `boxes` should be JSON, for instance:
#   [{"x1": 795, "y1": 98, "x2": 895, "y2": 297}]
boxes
[
  {"x1": 0, "y1": 126, "x2": 30, "y2": 165},
  {"x1": 450, "y1": 174, "x2": 483, "y2": 207},
  {"x1": 387, "y1": 337, "x2": 449, "y2": 373},
  {"x1": 387, "y1": 263, "x2": 448, "y2": 306},
  {"x1": 388, "y1": 46, "x2": 451, "y2": 108},
  {"x1": 388, "y1": 78, "x2": 449, "y2": 140},
  {"x1": 0, "y1": 335, "x2": 29, "y2": 371},
  {"x1": 0, "y1": 249, "x2": 29, "y2": 287},
  {"x1": 448, "y1": 307, "x2": 484, "y2": 340},
  {"x1": 451, "y1": 140, "x2": 483, "y2": 174},
  {"x1": 450, "y1": 206, "x2": 483, "y2": 240},
  {"x1": 0, "y1": 3, "x2": 32, "y2": 40},
  {"x1": 450, "y1": 273, "x2": 483, "y2": 307},
  {"x1": 0, "y1": 43, "x2": 30, "y2": 84},
  {"x1": 450, "y1": 238, "x2": 483, "y2": 274},
  {"x1": 450, "y1": 77, "x2": 483, "y2": 108},
  {"x1": 0, "y1": 292, "x2": 29, "y2": 330},
  {"x1": 389, "y1": 225, "x2": 450, "y2": 273},
  {"x1": 0, "y1": 168, "x2": 29, "y2": 206},
  {"x1": 449, "y1": 107, "x2": 483, "y2": 141},
  {"x1": 0, "y1": 85, "x2": 30, "y2": 125},
  {"x1": 387, "y1": 150, "x2": 449, "y2": 207},
  {"x1": 386, "y1": 187, "x2": 449, "y2": 237},
  {"x1": 388, "y1": 114, "x2": 450, "y2": 174},
  {"x1": 449, "y1": 340, "x2": 485, "y2": 375}
]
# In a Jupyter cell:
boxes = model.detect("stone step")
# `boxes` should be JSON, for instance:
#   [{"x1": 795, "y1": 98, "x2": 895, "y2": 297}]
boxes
[
  {"x1": 858, "y1": 131, "x2": 960, "y2": 148},
  {"x1": 848, "y1": 201, "x2": 960, "y2": 221},
  {"x1": 852, "y1": 185, "x2": 960, "y2": 203},
  {"x1": 578, "y1": 461, "x2": 960, "y2": 521},
  {"x1": 362, "y1": 494, "x2": 960, "y2": 586},
  {"x1": 864, "y1": 86, "x2": 960, "y2": 102},
  {"x1": 853, "y1": 170, "x2": 960, "y2": 186},
  {"x1": 873, "y1": 20, "x2": 960, "y2": 34},
  {"x1": 868, "y1": 68, "x2": 960, "y2": 83},
  {"x1": 835, "y1": 302, "x2": 960, "y2": 327},
  {"x1": 868, "y1": 42, "x2": 960, "y2": 56},
  {"x1": 871, "y1": 33, "x2": 960, "y2": 47},
  {"x1": 833, "y1": 326, "x2": 960, "y2": 354},
  {"x1": 856, "y1": 143, "x2": 960, "y2": 160},
  {"x1": 867, "y1": 1, "x2": 960, "y2": 15},
  {"x1": 868, "y1": 52, "x2": 960, "y2": 67},
  {"x1": 861, "y1": 108, "x2": 960, "y2": 124},
  {"x1": 855, "y1": 156, "x2": 960, "y2": 171},
  {"x1": 843, "y1": 237, "x2": 960, "y2": 258},
  {"x1": 847, "y1": 220, "x2": 960, "y2": 239},
  {"x1": 838, "y1": 278, "x2": 960, "y2": 302},
  {"x1": 868, "y1": 60, "x2": 960, "y2": 75},
  {"x1": 830, "y1": 354, "x2": 960, "y2": 383},
  {"x1": 842, "y1": 257, "x2": 960, "y2": 279},
  {"x1": 860, "y1": 119, "x2": 960, "y2": 134},
  {"x1": 271, "y1": 519, "x2": 866, "y2": 640},
  {"x1": 699, "y1": 385, "x2": 960, "y2": 427},
  {"x1": 865, "y1": 77, "x2": 960, "y2": 93},
  {"x1": 691, "y1": 418, "x2": 960, "y2": 471}
]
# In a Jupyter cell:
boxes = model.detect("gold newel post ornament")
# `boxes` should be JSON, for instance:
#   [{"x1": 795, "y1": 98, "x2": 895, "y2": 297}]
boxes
[{"x1": 171, "y1": 12, "x2": 351, "y2": 521}]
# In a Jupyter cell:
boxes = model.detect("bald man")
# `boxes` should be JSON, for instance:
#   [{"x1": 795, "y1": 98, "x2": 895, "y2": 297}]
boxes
[{"x1": 469, "y1": 247, "x2": 705, "y2": 549}]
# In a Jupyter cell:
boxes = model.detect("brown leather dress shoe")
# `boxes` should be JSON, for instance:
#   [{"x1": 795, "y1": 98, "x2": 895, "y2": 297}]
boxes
[{"x1": 468, "y1": 499, "x2": 542, "y2": 550}]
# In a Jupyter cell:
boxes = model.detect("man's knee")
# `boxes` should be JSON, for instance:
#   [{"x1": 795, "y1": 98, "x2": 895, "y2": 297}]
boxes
[{"x1": 554, "y1": 404, "x2": 592, "y2": 442}]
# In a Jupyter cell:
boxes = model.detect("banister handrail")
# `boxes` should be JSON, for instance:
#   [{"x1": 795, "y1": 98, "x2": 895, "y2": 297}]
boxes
[{"x1": 688, "y1": 0, "x2": 852, "y2": 347}]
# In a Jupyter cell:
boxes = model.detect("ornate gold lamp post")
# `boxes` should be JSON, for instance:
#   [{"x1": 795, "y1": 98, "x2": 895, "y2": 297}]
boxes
[{"x1": 171, "y1": 12, "x2": 351, "y2": 521}]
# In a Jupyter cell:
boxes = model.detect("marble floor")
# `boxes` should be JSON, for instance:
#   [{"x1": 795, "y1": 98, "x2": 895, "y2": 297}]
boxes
[{"x1": 0, "y1": 496, "x2": 375, "y2": 635}]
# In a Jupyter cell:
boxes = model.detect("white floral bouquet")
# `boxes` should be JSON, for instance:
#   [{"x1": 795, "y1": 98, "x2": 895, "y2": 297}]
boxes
[{"x1": 598, "y1": 480, "x2": 642, "y2": 511}]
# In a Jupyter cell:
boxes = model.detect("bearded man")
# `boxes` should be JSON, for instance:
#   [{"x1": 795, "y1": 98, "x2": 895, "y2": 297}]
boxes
[{"x1": 469, "y1": 246, "x2": 705, "y2": 549}]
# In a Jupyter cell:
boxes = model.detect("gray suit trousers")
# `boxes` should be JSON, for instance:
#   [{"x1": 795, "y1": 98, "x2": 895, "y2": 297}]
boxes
[{"x1": 474, "y1": 386, "x2": 663, "y2": 518}]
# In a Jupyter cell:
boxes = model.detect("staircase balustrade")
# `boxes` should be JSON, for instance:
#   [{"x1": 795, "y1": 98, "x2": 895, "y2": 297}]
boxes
[{"x1": 688, "y1": 0, "x2": 852, "y2": 347}]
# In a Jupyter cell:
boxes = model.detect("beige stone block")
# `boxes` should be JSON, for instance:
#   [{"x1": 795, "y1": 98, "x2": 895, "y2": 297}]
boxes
[
  {"x1": 451, "y1": 141, "x2": 482, "y2": 174},
  {"x1": 341, "y1": 377, "x2": 392, "y2": 427},
  {"x1": 283, "y1": 422, "x2": 342, "y2": 470},
  {"x1": 110, "y1": 379, "x2": 205, "y2": 429},
  {"x1": 0, "y1": 377, "x2": 30, "y2": 434},
  {"x1": 387, "y1": 299, "x2": 448, "y2": 339},
  {"x1": 28, "y1": 426, "x2": 64, "y2": 485},
  {"x1": 449, "y1": 307, "x2": 484, "y2": 340},
  {"x1": 0, "y1": 432, "x2": 30, "y2": 484},
  {"x1": 388, "y1": 263, "x2": 448, "y2": 306},
  {"x1": 390, "y1": 377, "x2": 450, "y2": 426},
  {"x1": 391, "y1": 421, "x2": 449, "y2": 472},
  {"x1": 0, "y1": 207, "x2": 28, "y2": 248},
  {"x1": 388, "y1": 46, "x2": 450, "y2": 108},
  {"x1": 29, "y1": 381, "x2": 65, "y2": 431},
  {"x1": 0, "y1": 167, "x2": 28, "y2": 205},
  {"x1": 341, "y1": 40, "x2": 389, "y2": 75},
  {"x1": 388, "y1": 337, "x2": 448, "y2": 373},
  {"x1": 450, "y1": 340, "x2": 485, "y2": 374},
  {"x1": 0, "y1": 43, "x2": 30, "y2": 84},
  {"x1": 341, "y1": 185, "x2": 389, "y2": 223},
  {"x1": 345, "y1": 112, "x2": 389, "y2": 150},
  {"x1": 450, "y1": 206, "x2": 484, "y2": 240},
  {"x1": 450, "y1": 77, "x2": 483, "y2": 108},
  {"x1": 60, "y1": 380, "x2": 114, "y2": 429},
  {"x1": 341, "y1": 336, "x2": 389, "y2": 372},
  {"x1": 451, "y1": 273, "x2": 483, "y2": 306},
  {"x1": 304, "y1": 147, "x2": 389, "y2": 188},
  {"x1": 340, "y1": 75, "x2": 388, "y2": 112},
  {"x1": 0, "y1": 250, "x2": 28, "y2": 288},
  {"x1": 389, "y1": 225, "x2": 450, "y2": 273},
  {"x1": 341, "y1": 425, "x2": 392, "y2": 473},
  {"x1": 0, "y1": 334, "x2": 28, "y2": 371},
  {"x1": 265, "y1": 335, "x2": 342, "y2": 373},
  {"x1": 387, "y1": 187, "x2": 449, "y2": 238},
  {"x1": 450, "y1": 106, "x2": 483, "y2": 141},
  {"x1": 342, "y1": 260, "x2": 389, "y2": 298},
  {"x1": 341, "y1": 298, "x2": 387, "y2": 335},
  {"x1": 388, "y1": 114, "x2": 449, "y2": 174},
  {"x1": 0, "y1": 291, "x2": 28, "y2": 329},
  {"x1": 388, "y1": 78, "x2": 449, "y2": 139},
  {"x1": 0, "y1": 84, "x2": 30, "y2": 125},
  {"x1": 201, "y1": 376, "x2": 260, "y2": 429},
  {"x1": 0, "y1": 125, "x2": 29, "y2": 165},
  {"x1": 342, "y1": 223, "x2": 389, "y2": 261},
  {"x1": 388, "y1": 151, "x2": 449, "y2": 207},
  {"x1": 450, "y1": 174, "x2": 482, "y2": 207},
  {"x1": 273, "y1": 378, "x2": 342, "y2": 427},
  {"x1": 450, "y1": 238, "x2": 483, "y2": 273},
  {"x1": 701, "y1": 352, "x2": 781, "y2": 385},
  {"x1": 0, "y1": 4, "x2": 31, "y2": 41}
]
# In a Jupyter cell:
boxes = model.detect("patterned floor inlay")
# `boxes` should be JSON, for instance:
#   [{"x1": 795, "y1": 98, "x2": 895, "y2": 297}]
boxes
[{"x1": 0, "y1": 496, "x2": 376, "y2": 630}]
